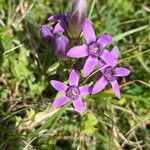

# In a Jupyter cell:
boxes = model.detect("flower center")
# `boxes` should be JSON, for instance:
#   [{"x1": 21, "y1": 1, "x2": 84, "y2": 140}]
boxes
[
  {"x1": 66, "y1": 86, "x2": 80, "y2": 100},
  {"x1": 103, "y1": 66, "x2": 116, "y2": 81},
  {"x1": 88, "y1": 42, "x2": 103, "y2": 57}
]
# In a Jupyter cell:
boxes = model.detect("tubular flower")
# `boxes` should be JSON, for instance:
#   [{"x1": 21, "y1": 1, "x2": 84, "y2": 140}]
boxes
[
  {"x1": 67, "y1": 0, "x2": 87, "y2": 38},
  {"x1": 67, "y1": 18, "x2": 116, "y2": 77},
  {"x1": 92, "y1": 66, "x2": 130, "y2": 98},
  {"x1": 54, "y1": 35, "x2": 69, "y2": 59},
  {"x1": 40, "y1": 25, "x2": 53, "y2": 42},
  {"x1": 40, "y1": 24, "x2": 69, "y2": 59},
  {"x1": 50, "y1": 70, "x2": 90, "y2": 113}
]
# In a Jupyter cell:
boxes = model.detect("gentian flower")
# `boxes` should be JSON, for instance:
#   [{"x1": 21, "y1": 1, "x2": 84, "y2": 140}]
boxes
[
  {"x1": 67, "y1": 18, "x2": 116, "y2": 77},
  {"x1": 48, "y1": 0, "x2": 87, "y2": 38},
  {"x1": 54, "y1": 35, "x2": 69, "y2": 59},
  {"x1": 40, "y1": 24, "x2": 68, "y2": 59},
  {"x1": 48, "y1": 13, "x2": 67, "y2": 32},
  {"x1": 50, "y1": 70, "x2": 90, "y2": 113},
  {"x1": 92, "y1": 65, "x2": 130, "y2": 98},
  {"x1": 68, "y1": 0, "x2": 87, "y2": 38},
  {"x1": 40, "y1": 22, "x2": 65, "y2": 41},
  {"x1": 40, "y1": 25, "x2": 53, "y2": 42}
]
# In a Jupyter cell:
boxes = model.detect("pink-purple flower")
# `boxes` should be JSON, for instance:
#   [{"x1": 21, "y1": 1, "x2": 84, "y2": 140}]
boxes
[
  {"x1": 92, "y1": 65, "x2": 130, "y2": 98},
  {"x1": 94, "y1": 46, "x2": 130, "y2": 99},
  {"x1": 50, "y1": 70, "x2": 90, "y2": 113},
  {"x1": 67, "y1": 18, "x2": 117, "y2": 77}
]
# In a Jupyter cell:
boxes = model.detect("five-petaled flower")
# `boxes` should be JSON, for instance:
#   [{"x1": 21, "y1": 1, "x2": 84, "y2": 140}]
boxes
[
  {"x1": 67, "y1": 18, "x2": 117, "y2": 77},
  {"x1": 92, "y1": 66, "x2": 130, "y2": 98},
  {"x1": 50, "y1": 70, "x2": 90, "y2": 113}
]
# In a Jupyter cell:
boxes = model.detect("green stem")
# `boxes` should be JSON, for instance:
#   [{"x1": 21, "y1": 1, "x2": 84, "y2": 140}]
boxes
[{"x1": 118, "y1": 49, "x2": 150, "y2": 64}]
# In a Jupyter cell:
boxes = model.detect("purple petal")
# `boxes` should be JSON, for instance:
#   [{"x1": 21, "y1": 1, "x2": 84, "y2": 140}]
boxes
[
  {"x1": 67, "y1": 45, "x2": 88, "y2": 58},
  {"x1": 110, "y1": 46, "x2": 119, "y2": 67},
  {"x1": 111, "y1": 46, "x2": 119, "y2": 59},
  {"x1": 101, "y1": 50, "x2": 116, "y2": 66},
  {"x1": 83, "y1": 18, "x2": 96, "y2": 44},
  {"x1": 53, "y1": 22, "x2": 65, "y2": 33},
  {"x1": 50, "y1": 80, "x2": 68, "y2": 92},
  {"x1": 73, "y1": 98, "x2": 84, "y2": 113},
  {"x1": 98, "y1": 59, "x2": 106, "y2": 68},
  {"x1": 110, "y1": 79, "x2": 120, "y2": 99},
  {"x1": 52, "y1": 96, "x2": 69, "y2": 108},
  {"x1": 97, "y1": 34, "x2": 112, "y2": 48},
  {"x1": 48, "y1": 13, "x2": 66, "y2": 21},
  {"x1": 83, "y1": 56, "x2": 98, "y2": 77},
  {"x1": 79, "y1": 85, "x2": 90, "y2": 95},
  {"x1": 54, "y1": 35, "x2": 69, "y2": 59},
  {"x1": 115, "y1": 67, "x2": 130, "y2": 77},
  {"x1": 69, "y1": 69, "x2": 79, "y2": 86},
  {"x1": 92, "y1": 76, "x2": 108, "y2": 94}
]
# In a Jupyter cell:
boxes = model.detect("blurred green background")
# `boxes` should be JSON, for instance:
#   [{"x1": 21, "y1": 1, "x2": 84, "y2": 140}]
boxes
[{"x1": 0, "y1": 0, "x2": 150, "y2": 149}]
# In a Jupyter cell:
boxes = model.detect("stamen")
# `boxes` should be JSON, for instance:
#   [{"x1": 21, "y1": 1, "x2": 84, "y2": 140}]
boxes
[
  {"x1": 66, "y1": 86, "x2": 80, "y2": 100},
  {"x1": 103, "y1": 66, "x2": 116, "y2": 81},
  {"x1": 88, "y1": 42, "x2": 103, "y2": 57}
]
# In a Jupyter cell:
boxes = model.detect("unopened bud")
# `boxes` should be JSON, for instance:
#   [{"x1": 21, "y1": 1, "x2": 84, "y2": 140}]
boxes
[
  {"x1": 40, "y1": 25, "x2": 53, "y2": 42},
  {"x1": 68, "y1": 0, "x2": 87, "y2": 38},
  {"x1": 54, "y1": 35, "x2": 69, "y2": 59}
]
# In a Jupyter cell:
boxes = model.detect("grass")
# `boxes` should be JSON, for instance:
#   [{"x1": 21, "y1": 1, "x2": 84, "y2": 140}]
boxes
[{"x1": 0, "y1": 0, "x2": 150, "y2": 149}]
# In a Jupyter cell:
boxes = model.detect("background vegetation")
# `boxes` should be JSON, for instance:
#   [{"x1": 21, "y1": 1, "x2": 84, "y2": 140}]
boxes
[{"x1": 0, "y1": 0, "x2": 150, "y2": 149}]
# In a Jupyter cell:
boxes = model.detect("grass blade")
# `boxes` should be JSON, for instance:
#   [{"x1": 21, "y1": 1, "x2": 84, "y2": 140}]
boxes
[
  {"x1": 29, "y1": 101, "x2": 72, "y2": 139},
  {"x1": 88, "y1": 0, "x2": 96, "y2": 18},
  {"x1": 113, "y1": 25, "x2": 148, "y2": 42}
]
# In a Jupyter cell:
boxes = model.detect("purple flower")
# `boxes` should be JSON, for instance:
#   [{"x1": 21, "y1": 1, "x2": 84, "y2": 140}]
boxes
[
  {"x1": 92, "y1": 66, "x2": 130, "y2": 98},
  {"x1": 67, "y1": 0, "x2": 87, "y2": 38},
  {"x1": 48, "y1": 0, "x2": 87, "y2": 39},
  {"x1": 48, "y1": 13, "x2": 67, "y2": 32},
  {"x1": 48, "y1": 13, "x2": 66, "y2": 22},
  {"x1": 40, "y1": 25, "x2": 53, "y2": 42},
  {"x1": 54, "y1": 35, "x2": 69, "y2": 59},
  {"x1": 67, "y1": 18, "x2": 116, "y2": 77},
  {"x1": 50, "y1": 70, "x2": 90, "y2": 113},
  {"x1": 40, "y1": 24, "x2": 69, "y2": 59},
  {"x1": 40, "y1": 23, "x2": 65, "y2": 41}
]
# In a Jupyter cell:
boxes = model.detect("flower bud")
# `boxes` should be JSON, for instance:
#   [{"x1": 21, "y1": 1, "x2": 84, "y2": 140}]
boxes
[
  {"x1": 40, "y1": 25, "x2": 53, "y2": 42},
  {"x1": 54, "y1": 35, "x2": 69, "y2": 59},
  {"x1": 67, "y1": 0, "x2": 87, "y2": 38}
]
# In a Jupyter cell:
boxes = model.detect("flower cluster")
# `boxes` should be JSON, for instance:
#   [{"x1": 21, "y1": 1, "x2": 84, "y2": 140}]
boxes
[{"x1": 40, "y1": 0, "x2": 130, "y2": 113}]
